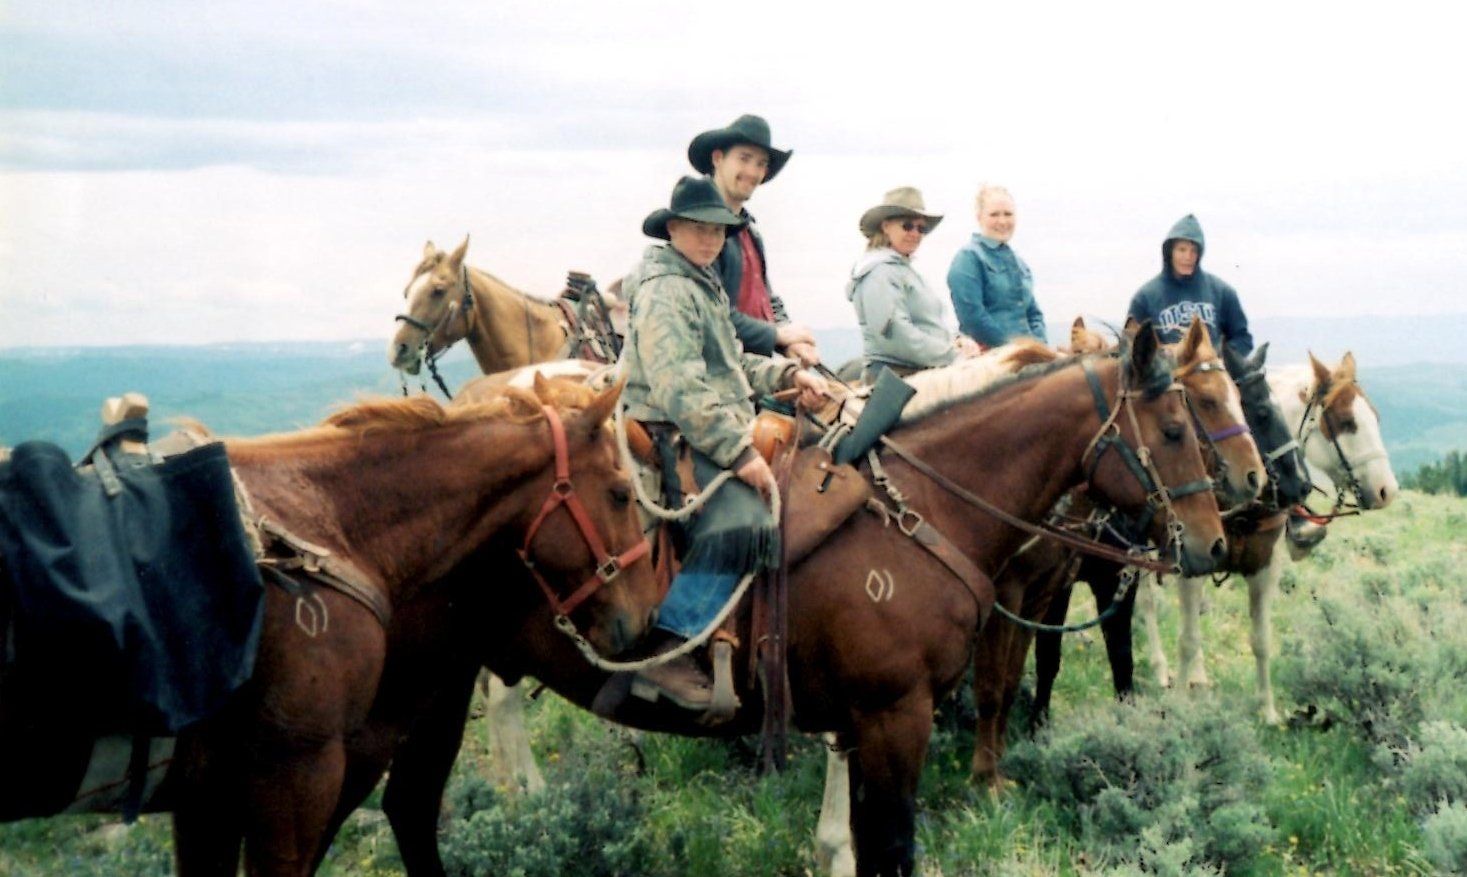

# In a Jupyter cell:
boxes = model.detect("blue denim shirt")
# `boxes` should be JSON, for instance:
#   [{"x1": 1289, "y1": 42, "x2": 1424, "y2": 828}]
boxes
[{"x1": 946, "y1": 234, "x2": 1046, "y2": 348}]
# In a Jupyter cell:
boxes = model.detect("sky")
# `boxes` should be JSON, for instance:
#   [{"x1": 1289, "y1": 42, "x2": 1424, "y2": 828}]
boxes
[{"x1": 2, "y1": 0, "x2": 1465, "y2": 348}]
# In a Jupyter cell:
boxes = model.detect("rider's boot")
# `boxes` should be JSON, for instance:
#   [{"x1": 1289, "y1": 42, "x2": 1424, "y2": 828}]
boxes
[{"x1": 592, "y1": 630, "x2": 714, "y2": 716}]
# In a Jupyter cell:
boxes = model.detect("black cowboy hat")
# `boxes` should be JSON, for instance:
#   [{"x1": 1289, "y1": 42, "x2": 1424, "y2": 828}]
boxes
[
  {"x1": 642, "y1": 176, "x2": 747, "y2": 240},
  {"x1": 687, "y1": 114, "x2": 793, "y2": 182}
]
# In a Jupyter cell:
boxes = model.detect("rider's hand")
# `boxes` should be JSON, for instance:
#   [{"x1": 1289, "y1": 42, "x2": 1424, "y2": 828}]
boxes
[
  {"x1": 955, "y1": 335, "x2": 983, "y2": 358},
  {"x1": 784, "y1": 341, "x2": 820, "y2": 367},
  {"x1": 736, "y1": 453, "x2": 776, "y2": 495},
  {"x1": 791, "y1": 369, "x2": 829, "y2": 409},
  {"x1": 775, "y1": 323, "x2": 816, "y2": 350}
]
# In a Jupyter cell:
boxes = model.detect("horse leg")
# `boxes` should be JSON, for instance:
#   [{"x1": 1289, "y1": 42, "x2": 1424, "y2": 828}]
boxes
[
  {"x1": 1247, "y1": 554, "x2": 1284, "y2": 724},
  {"x1": 1176, "y1": 576, "x2": 1212, "y2": 689},
  {"x1": 848, "y1": 700, "x2": 933, "y2": 877},
  {"x1": 240, "y1": 738, "x2": 348, "y2": 877},
  {"x1": 1094, "y1": 566, "x2": 1136, "y2": 701},
  {"x1": 383, "y1": 660, "x2": 480, "y2": 877},
  {"x1": 171, "y1": 736, "x2": 246, "y2": 877},
  {"x1": 1029, "y1": 585, "x2": 1074, "y2": 732},
  {"x1": 814, "y1": 737, "x2": 856, "y2": 877},
  {"x1": 970, "y1": 621, "x2": 1009, "y2": 788},
  {"x1": 485, "y1": 676, "x2": 545, "y2": 793},
  {"x1": 1136, "y1": 573, "x2": 1171, "y2": 687}
]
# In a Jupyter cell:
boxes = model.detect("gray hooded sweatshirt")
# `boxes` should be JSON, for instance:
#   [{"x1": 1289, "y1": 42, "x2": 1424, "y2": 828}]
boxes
[{"x1": 847, "y1": 248, "x2": 958, "y2": 372}]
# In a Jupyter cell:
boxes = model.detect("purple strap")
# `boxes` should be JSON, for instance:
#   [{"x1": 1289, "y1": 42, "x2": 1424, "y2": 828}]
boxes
[{"x1": 1209, "y1": 423, "x2": 1251, "y2": 442}]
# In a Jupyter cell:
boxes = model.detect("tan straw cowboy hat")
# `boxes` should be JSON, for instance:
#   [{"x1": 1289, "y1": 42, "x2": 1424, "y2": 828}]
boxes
[{"x1": 858, "y1": 187, "x2": 944, "y2": 238}]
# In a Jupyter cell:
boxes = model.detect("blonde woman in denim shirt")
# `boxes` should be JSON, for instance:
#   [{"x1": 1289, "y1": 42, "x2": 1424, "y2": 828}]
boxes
[{"x1": 946, "y1": 185, "x2": 1047, "y2": 350}]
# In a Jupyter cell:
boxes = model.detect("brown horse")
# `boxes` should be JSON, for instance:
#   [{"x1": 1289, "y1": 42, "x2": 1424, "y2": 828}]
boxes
[
  {"x1": 1, "y1": 381, "x2": 662, "y2": 876},
  {"x1": 965, "y1": 320, "x2": 1265, "y2": 787},
  {"x1": 388, "y1": 237, "x2": 607, "y2": 378},
  {"x1": 333, "y1": 326, "x2": 1227, "y2": 877}
]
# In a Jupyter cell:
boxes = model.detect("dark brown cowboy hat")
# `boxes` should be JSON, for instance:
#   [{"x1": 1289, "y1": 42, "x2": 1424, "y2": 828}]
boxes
[
  {"x1": 687, "y1": 114, "x2": 793, "y2": 182},
  {"x1": 642, "y1": 176, "x2": 747, "y2": 240},
  {"x1": 858, "y1": 187, "x2": 944, "y2": 238}
]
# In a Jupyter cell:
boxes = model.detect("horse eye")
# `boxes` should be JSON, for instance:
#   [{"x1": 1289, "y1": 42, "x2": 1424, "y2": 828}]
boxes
[
  {"x1": 611, "y1": 484, "x2": 631, "y2": 506},
  {"x1": 1200, "y1": 398, "x2": 1219, "y2": 412},
  {"x1": 1163, "y1": 423, "x2": 1185, "y2": 442},
  {"x1": 431, "y1": 286, "x2": 446, "y2": 298}
]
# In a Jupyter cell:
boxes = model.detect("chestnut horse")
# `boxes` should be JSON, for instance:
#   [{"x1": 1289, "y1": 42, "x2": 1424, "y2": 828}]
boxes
[
  {"x1": 0, "y1": 382, "x2": 662, "y2": 876},
  {"x1": 388, "y1": 237, "x2": 619, "y2": 380},
  {"x1": 335, "y1": 326, "x2": 1226, "y2": 877},
  {"x1": 1139, "y1": 350, "x2": 1398, "y2": 721}
]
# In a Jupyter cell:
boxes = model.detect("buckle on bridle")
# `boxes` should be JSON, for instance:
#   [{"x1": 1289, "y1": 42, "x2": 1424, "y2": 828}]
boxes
[{"x1": 596, "y1": 557, "x2": 622, "y2": 583}]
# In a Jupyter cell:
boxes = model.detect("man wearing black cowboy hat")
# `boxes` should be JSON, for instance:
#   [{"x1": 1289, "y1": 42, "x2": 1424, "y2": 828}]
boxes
[
  {"x1": 688, "y1": 114, "x2": 820, "y2": 368},
  {"x1": 614, "y1": 175, "x2": 826, "y2": 715}
]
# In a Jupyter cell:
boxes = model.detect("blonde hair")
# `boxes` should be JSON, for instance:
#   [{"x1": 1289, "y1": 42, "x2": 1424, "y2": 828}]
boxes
[
  {"x1": 866, "y1": 230, "x2": 891, "y2": 250},
  {"x1": 975, "y1": 184, "x2": 1014, "y2": 213}
]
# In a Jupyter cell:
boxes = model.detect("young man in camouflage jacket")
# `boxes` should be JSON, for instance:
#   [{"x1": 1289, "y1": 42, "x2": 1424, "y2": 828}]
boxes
[{"x1": 615, "y1": 175, "x2": 826, "y2": 714}]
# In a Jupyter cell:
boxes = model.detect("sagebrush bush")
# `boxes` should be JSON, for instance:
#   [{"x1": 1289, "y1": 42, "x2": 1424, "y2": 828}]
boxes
[
  {"x1": 438, "y1": 744, "x2": 652, "y2": 877},
  {"x1": 1422, "y1": 799, "x2": 1467, "y2": 875},
  {"x1": 1277, "y1": 595, "x2": 1428, "y2": 749},
  {"x1": 1381, "y1": 721, "x2": 1467, "y2": 815},
  {"x1": 1001, "y1": 692, "x2": 1272, "y2": 872}
]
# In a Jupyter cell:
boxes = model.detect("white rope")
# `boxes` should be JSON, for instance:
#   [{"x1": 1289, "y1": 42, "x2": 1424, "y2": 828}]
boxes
[{"x1": 568, "y1": 359, "x2": 782, "y2": 671}]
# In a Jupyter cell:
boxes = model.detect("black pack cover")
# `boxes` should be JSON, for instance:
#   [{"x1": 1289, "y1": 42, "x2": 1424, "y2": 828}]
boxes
[{"x1": 0, "y1": 440, "x2": 264, "y2": 736}]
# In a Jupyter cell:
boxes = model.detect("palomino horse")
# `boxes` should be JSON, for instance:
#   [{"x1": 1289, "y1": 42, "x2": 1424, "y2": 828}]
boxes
[
  {"x1": 344, "y1": 326, "x2": 1227, "y2": 877},
  {"x1": 388, "y1": 237, "x2": 620, "y2": 381},
  {"x1": 1029, "y1": 340, "x2": 1314, "y2": 729},
  {"x1": 1140, "y1": 350, "x2": 1398, "y2": 722},
  {"x1": 0, "y1": 382, "x2": 662, "y2": 876}
]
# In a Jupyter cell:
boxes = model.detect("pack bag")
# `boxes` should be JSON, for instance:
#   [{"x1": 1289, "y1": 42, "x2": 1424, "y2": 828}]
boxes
[{"x1": 0, "y1": 427, "x2": 264, "y2": 737}]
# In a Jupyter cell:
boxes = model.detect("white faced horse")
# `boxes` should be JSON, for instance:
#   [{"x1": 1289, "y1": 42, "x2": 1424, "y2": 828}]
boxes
[{"x1": 1142, "y1": 350, "x2": 1398, "y2": 723}]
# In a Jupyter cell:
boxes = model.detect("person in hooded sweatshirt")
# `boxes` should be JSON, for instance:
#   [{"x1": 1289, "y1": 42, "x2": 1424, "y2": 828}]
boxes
[
  {"x1": 1126, "y1": 214, "x2": 1253, "y2": 353},
  {"x1": 1128, "y1": 214, "x2": 1326, "y2": 549},
  {"x1": 848, "y1": 187, "x2": 961, "y2": 383}
]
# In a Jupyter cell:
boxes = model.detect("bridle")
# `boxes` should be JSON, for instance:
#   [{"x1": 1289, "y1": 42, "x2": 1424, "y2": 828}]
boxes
[
  {"x1": 1295, "y1": 384, "x2": 1388, "y2": 519},
  {"x1": 517, "y1": 405, "x2": 651, "y2": 632},
  {"x1": 1231, "y1": 367, "x2": 1304, "y2": 513},
  {"x1": 1179, "y1": 358, "x2": 1253, "y2": 500},
  {"x1": 395, "y1": 263, "x2": 474, "y2": 400},
  {"x1": 1077, "y1": 357, "x2": 1214, "y2": 568}
]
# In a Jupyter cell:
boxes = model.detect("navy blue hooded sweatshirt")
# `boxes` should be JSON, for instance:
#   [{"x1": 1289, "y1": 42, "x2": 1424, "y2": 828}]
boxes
[{"x1": 1126, "y1": 214, "x2": 1253, "y2": 354}]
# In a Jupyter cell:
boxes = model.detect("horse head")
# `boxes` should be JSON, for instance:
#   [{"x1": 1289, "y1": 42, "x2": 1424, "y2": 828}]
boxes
[
  {"x1": 1222, "y1": 342, "x2": 1312, "y2": 509},
  {"x1": 1172, "y1": 316, "x2": 1266, "y2": 509},
  {"x1": 1087, "y1": 322, "x2": 1226, "y2": 575},
  {"x1": 1068, "y1": 316, "x2": 1110, "y2": 354},
  {"x1": 1299, "y1": 352, "x2": 1398, "y2": 510},
  {"x1": 507, "y1": 375, "x2": 661, "y2": 656},
  {"x1": 389, "y1": 236, "x2": 471, "y2": 374}
]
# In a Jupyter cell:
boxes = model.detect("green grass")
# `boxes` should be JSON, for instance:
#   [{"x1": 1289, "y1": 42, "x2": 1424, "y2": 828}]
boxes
[{"x1": 4, "y1": 490, "x2": 1465, "y2": 874}]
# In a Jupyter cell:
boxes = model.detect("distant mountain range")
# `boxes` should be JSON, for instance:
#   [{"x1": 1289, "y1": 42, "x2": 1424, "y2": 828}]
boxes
[{"x1": 3, "y1": 315, "x2": 1465, "y2": 475}]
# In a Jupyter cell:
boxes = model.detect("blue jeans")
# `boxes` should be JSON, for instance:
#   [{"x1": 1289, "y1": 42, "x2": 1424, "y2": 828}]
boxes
[{"x1": 656, "y1": 570, "x2": 740, "y2": 639}]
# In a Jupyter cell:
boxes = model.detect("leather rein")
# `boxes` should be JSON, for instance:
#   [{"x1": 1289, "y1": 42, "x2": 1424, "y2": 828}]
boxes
[
  {"x1": 396, "y1": 263, "x2": 474, "y2": 400},
  {"x1": 874, "y1": 358, "x2": 1211, "y2": 576}
]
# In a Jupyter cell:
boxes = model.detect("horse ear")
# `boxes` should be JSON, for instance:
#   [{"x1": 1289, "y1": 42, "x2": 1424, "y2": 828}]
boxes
[
  {"x1": 1309, "y1": 352, "x2": 1332, "y2": 394},
  {"x1": 582, "y1": 378, "x2": 625, "y2": 433},
  {"x1": 1129, "y1": 319, "x2": 1158, "y2": 377},
  {"x1": 423, "y1": 240, "x2": 436, "y2": 260},
  {"x1": 531, "y1": 371, "x2": 552, "y2": 403},
  {"x1": 1177, "y1": 316, "x2": 1205, "y2": 362},
  {"x1": 1072, "y1": 316, "x2": 1086, "y2": 330},
  {"x1": 447, "y1": 235, "x2": 470, "y2": 270},
  {"x1": 1246, "y1": 341, "x2": 1269, "y2": 372},
  {"x1": 1337, "y1": 351, "x2": 1357, "y2": 383},
  {"x1": 1122, "y1": 316, "x2": 1141, "y2": 340}
]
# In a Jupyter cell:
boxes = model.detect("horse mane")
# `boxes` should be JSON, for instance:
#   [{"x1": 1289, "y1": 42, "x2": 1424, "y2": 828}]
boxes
[
  {"x1": 899, "y1": 340, "x2": 1068, "y2": 424},
  {"x1": 325, "y1": 388, "x2": 551, "y2": 433},
  {"x1": 468, "y1": 265, "x2": 563, "y2": 313}
]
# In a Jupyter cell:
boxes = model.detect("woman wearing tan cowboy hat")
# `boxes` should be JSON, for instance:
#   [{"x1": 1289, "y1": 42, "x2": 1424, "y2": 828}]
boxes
[{"x1": 846, "y1": 187, "x2": 962, "y2": 383}]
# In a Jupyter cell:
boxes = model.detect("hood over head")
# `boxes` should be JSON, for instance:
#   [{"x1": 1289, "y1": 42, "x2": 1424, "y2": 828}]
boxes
[{"x1": 1162, "y1": 213, "x2": 1206, "y2": 280}]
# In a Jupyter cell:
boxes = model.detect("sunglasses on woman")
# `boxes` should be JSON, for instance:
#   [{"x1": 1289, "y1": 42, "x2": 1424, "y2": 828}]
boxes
[{"x1": 900, "y1": 220, "x2": 930, "y2": 234}]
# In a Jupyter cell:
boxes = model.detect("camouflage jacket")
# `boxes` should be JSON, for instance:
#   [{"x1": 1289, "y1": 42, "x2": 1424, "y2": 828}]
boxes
[{"x1": 621, "y1": 244, "x2": 796, "y2": 469}]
